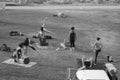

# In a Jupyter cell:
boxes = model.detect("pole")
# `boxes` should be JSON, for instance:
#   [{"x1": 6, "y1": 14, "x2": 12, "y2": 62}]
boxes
[{"x1": 68, "y1": 68, "x2": 71, "y2": 80}]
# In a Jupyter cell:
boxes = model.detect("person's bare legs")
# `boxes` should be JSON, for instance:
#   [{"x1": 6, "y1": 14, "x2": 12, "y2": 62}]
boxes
[{"x1": 70, "y1": 41, "x2": 75, "y2": 51}]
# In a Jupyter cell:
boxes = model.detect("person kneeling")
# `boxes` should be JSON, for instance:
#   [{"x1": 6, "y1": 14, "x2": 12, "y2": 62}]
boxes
[
  {"x1": 12, "y1": 44, "x2": 30, "y2": 64},
  {"x1": 12, "y1": 47, "x2": 22, "y2": 63},
  {"x1": 12, "y1": 50, "x2": 30, "y2": 64}
]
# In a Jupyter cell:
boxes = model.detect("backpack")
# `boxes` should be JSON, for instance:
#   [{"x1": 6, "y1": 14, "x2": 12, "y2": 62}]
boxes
[{"x1": 24, "y1": 57, "x2": 30, "y2": 64}]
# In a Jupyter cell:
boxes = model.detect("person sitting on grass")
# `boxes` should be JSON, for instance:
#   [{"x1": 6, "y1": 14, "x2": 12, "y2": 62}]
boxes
[
  {"x1": 56, "y1": 39, "x2": 70, "y2": 51},
  {"x1": 38, "y1": 27, "x2": 48, "y2": 46},
  {"x1": 38, "y1": 24, "x2": 55, "y2": 45},
  {"x1": 12, "y1": 38, "x2": 36, "y2": 63},
  {"x1": 12, "y1": 40, "x2": 35, "y2": 64},
  {"x1": 12, "y1": 43, "x2": 23, "y2": 63}
]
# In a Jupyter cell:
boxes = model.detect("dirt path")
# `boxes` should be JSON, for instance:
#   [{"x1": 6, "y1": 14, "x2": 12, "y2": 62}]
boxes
[{"x1": 5, "y1": 5, "x2": 120, "y2": 10}]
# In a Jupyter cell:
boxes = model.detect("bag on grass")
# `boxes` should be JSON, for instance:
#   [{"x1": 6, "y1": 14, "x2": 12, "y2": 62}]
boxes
[{"x1": 23, "y1": 57, "x2": 30, "y2": 64}]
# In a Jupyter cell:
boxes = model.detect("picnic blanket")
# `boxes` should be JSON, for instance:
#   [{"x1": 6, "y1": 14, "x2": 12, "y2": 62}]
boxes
[{"x1": 2, "y1": 58, "x2": 37, "y2": 68}]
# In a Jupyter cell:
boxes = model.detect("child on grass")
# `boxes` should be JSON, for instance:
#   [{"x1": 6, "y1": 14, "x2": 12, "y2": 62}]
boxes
[
  {"x1": 68, "y1": 27, "x2": 76, "y2": 51},
  {"x1": 56, "y1": 39, "x2": 70, "y2": 51}
]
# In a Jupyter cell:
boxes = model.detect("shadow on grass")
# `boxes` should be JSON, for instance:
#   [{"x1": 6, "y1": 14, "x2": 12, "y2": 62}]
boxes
[{"x1": 75, "y1": 45, "x2": 93, "y2": 53}]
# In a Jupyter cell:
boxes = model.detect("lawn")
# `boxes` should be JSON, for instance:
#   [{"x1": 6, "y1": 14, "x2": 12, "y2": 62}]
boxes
[{"x1": 0, "y1": 8, "x2": 120, "y2": 80}]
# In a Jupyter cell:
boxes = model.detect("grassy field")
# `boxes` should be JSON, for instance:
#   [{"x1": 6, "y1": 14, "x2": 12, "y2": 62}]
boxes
[{"x1": 0, "y1": 8, "x2": 120, "y2": 80}]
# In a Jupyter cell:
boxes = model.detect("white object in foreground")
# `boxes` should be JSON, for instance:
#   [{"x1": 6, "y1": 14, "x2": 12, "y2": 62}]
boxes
[
  {"x1": 2, "y1": 58, "x2": 37, "y2": 68},
  {"x1": 105, "y1": 63, "x2": 117, "y2": 73},
  {"x1": 76, "y1": 70, "x2": 110, "y2": 80}
]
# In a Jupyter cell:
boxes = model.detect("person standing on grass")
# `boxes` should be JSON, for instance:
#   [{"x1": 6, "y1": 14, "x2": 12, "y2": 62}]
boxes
[
  {"x1": 68, "y1": 26, "x2": 76, "y2": 51},
  {"x1": 92, "y1": 37, "x2": 103, "y2": 65}
]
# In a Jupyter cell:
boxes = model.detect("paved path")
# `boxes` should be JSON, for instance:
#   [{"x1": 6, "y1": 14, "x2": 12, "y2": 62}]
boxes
[{"x1": 5, "y1": 5, "x2": 120, "y2": 10}]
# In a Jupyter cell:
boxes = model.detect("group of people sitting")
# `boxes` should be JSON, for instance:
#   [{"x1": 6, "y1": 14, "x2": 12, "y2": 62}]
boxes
[
  {"x1": 11, "y1": 17, "x2": 52, "y2": 64},
  {"x1": 11, "y1": 24, "x2": 76, "y2": 64},
  {"x1": 12, "y1": 38, "x2": 36, "y2": 64}
]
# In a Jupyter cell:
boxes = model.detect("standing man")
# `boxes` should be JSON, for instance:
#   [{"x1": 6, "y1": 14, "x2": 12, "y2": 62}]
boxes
[
  {"x1": 92, "y1": 37, "x2": 103, "y2": 65},
  {"x1": 68, "y1": 27, "x2": 76, "y2": 51}
]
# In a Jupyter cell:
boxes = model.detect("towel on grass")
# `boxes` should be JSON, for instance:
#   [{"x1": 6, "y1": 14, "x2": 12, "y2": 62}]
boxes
[{"x1": 2, "y1": 58, "x2": 37, "y2": 68}]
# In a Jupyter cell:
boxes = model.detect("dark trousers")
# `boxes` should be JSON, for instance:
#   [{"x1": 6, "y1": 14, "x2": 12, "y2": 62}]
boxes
[{"x1": 95, "y1": 49, "x2": 101, "y2": 64}]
